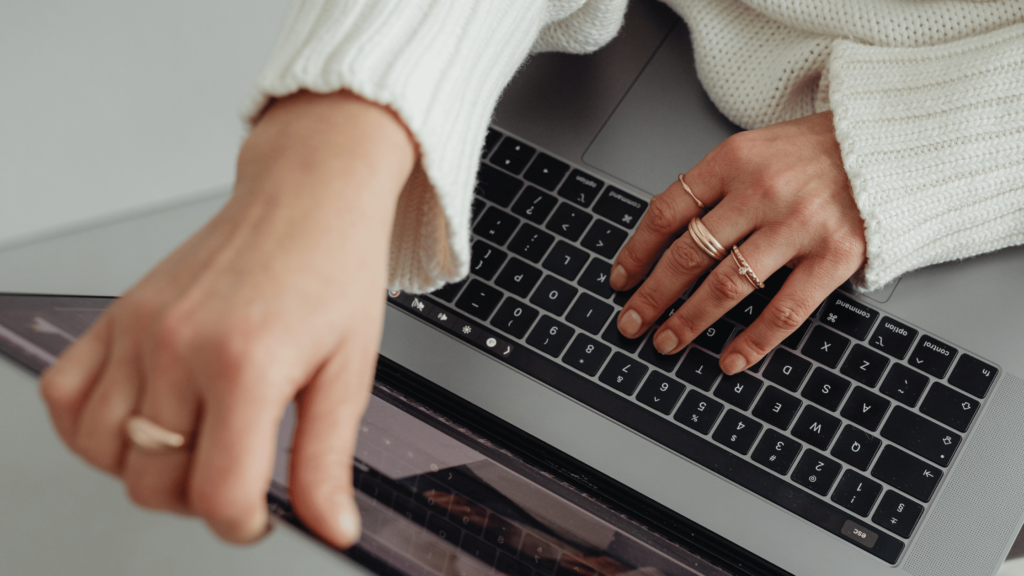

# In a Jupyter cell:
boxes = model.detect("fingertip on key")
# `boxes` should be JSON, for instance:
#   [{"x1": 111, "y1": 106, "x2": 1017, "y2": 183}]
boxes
[
  {"x1": 721, "y1": 353, "x2": 746, "y2": 375},
  {"x1": 618, "y1": 309, "x2": 642, "y2": 338},
  {"x1": 610, "y1": 264, "x2": 627, "y2": 290},
  {"x1": 654, "y1": 330, "x2": 678, "y2": 355}
]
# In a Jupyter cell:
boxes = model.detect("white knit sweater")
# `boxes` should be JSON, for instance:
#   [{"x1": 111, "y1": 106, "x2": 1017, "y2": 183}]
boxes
[{"x1": 252, "y1": 0, "x2": 1024, "y2": 292}]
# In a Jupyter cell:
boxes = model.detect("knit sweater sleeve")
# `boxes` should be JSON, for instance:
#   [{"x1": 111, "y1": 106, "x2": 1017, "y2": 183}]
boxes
[
  {"x1": 827, "y1": 23, "x2": 1024, "y2": 290},
  {"x1": 249, "y1": 0, "x2": 626, "y2": 293}
]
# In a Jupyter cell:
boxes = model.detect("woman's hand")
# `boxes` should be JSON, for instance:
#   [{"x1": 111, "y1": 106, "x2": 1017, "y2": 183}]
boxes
[
  {"x1": 39, "y1": 91, "x2": 416, "y2": 548},
  {"x1": 612, "y1": 112, "x2": 865, "y2": 374}
]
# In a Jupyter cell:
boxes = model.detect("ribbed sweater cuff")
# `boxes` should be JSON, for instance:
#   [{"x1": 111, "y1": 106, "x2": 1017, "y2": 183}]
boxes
[
  {"x1": 249, "y1": 0, "x2": 547, "y2": 292},
  {"x1": 828, "y1": 23, "x2": 1024, "y2": 291}
]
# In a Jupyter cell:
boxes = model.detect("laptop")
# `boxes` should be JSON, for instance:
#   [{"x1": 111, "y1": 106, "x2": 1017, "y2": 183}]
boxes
[{"x1": 2, "y1": 2, "x2": 1023, "y2": 575}]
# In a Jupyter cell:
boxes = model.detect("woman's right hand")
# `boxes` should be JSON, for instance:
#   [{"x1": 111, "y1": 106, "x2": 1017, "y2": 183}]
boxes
[{"x1": 39, "y1": 90, "x2": 417, "y2": 548}]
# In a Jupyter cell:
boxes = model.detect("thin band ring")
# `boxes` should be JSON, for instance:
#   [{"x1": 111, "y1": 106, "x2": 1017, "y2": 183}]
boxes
[
  {"x1": 125, "y1": 415, "x2": 190, "y2": 453},
  {"x1": 687, "y1": 217, "x2": 727, "y2": 261},
  {"x1": 678, "y1": 174, "x2": 706, "y2": 211},
  {"x1": 730, "y1": 245, "x2": 765, "y2": 289}
]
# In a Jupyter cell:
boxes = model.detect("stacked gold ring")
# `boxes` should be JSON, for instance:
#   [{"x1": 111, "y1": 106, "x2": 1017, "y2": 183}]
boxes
[
  {"x1": 730, "y1": 245, "x2": 765, "y2": 289},
  {"x1": 687, "y1": 216, "x2": 726, "y2": 260}
]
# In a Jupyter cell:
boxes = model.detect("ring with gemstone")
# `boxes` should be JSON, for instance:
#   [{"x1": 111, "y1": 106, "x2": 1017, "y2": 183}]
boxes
[{"x1": 730, "y1": 245, "x2": 764, "y2": 289}]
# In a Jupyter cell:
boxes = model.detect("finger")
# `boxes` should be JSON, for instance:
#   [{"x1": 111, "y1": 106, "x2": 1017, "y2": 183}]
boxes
[
  {"x1": 71, "y1": 338, "x2": 141, "y2": 475},
  {"x1": 40, "y1": 314, "x2": 114, "y2": 446},
  {"x1": 611, "y1": 168, "x2": 723, "y2": 292},
  {"x1": 289, "y1": 339, "x2": 375, "y2": 549},
  {"x1": 617, "y1": 195, "x2": 755, "y2": 341},
  {"x1": 188, "y1": 367, "x2": 285, "y2": 543},
  {"x1": 720, "y1": 256, "x2": 847, "y2": 374},
  {"x1": 654, "y1": 227, "x2": 793, "y2": 358},
  {"x1": 122, "y1": 346, "x2": 200, "y2": 513}
]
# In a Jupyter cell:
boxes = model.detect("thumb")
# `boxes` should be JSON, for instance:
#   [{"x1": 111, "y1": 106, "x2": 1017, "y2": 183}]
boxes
[{"x1": 289, "y1": 342, "x2": 375, "y2": 548}]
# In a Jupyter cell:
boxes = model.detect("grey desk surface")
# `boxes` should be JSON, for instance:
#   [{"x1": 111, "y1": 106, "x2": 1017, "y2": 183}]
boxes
[{"x1": 0, "y1": 1, "x2": 365, "y2": 574}]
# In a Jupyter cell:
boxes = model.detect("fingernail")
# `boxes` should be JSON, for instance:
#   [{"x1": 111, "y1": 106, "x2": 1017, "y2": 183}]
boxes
[
  {"x1": 722, "y1": 353, "x2": 746, "y2": 375},
  {"x1": 610, "y1": 265, "x2": 627, "y2": 290},
  {"x1": 618, "y1": 309, "x2": 642, "y2": 338},
  {"x1": 654, "y1": 330, "x2": 678, "y2": 355},
  {"x1": 338, "y1": 495, "x2": 362, "y2": 546}
]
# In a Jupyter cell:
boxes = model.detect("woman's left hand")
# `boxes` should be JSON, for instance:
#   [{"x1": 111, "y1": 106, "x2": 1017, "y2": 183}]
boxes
[{"x1": 611, "y1": 111, "x2": 866, "y2": 374}]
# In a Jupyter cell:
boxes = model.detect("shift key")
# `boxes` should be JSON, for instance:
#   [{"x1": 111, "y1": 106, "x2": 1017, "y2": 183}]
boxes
[{"x1": 881, "y1": 406, "x2": 961, "y2": 467}]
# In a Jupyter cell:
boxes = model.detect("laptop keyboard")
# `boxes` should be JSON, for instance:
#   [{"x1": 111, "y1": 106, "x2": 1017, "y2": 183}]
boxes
[{"x1": 386, "y1": 128, "x2": 1001, "y2": 565}]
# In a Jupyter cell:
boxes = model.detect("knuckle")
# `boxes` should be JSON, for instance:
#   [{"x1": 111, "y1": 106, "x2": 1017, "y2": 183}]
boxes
[
  {"x1": 645, "y1": 193, "x2": 683, "y2": 235},
  {"x1": 720, "y1": 131, "x2": 756, "y2": 164},
  {"x1": 664, "y1": 240, "x2": 707, "y2": 277},
  {"x1": 706, "y1": 269, "x2": 748, "y2": 303},
  {"x1": 763, "y1": 300, "x2": 808, "y2": 334}
]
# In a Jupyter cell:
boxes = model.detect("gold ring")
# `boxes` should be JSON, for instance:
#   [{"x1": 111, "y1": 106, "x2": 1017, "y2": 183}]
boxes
[
  {"x1": 730, "y1": 245, "x2": 765, "y2": 289},
  {"x1": 125, "y1": 416, "x2": 190, "y2": 452},
  {"x1": 678, "y1": 174, "x2": 706, "y2": 211},
  {"x1": 687, "y1": 217, "x2": 726, "y2": 260}
]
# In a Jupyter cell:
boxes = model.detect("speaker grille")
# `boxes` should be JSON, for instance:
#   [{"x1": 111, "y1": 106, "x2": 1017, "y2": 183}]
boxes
[{"x1": 904, "y1": 373, "x2": 1024, "y2": 576}]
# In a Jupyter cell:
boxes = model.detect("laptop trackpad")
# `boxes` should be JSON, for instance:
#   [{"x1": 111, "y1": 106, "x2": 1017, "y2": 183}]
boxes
[{"x1": 583, "y1": 22, "x2": 738, "y2": 196}]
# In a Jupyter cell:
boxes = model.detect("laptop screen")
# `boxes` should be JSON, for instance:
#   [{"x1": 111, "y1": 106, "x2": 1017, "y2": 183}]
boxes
[{"x1": 0, "y1": 293, "x2": 731, "y2": 576}]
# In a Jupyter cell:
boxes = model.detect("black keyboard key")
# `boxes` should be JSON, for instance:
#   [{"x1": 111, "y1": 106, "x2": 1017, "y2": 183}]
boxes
[
  {"x1": 761, "y1": 265, "x2": 792, "y2": 298},
  {"x1": 600, "y1": 312, "x2": 645, "y2": 353},
  {"x1": 871, "y1": 445, "x2": 942, "y2": 502},
  {"x1": 527, "y1": 316, "x2": 574, "y2": 358},
  {"x1": 495, "y1": 258, "x2": 542, "y2": 299},
  {"x1": 802, "y1": 325, "x2": 851, "y2": 368},
  {"x1": 593, "y1": 186, "x2": 648, "y2": 230},
  {"x1": 393, "y1": 495, "x2": 429, "y2": 525},
  {"x1": 712, "y1": 410, "x2": 762, "y2": 455},
  {"x1": 780, "y1": 320, "x2": 811, "y2": 350},
  {"x1": 920, "y1": 382, "x2": 979, "y2": 433},
  {"x1": 599, "y1": 352, "x2": 648, "y2": 395},
  {"x1": 831, "y1": 470, "x2": 882, "y2": 517},
  {"x1": 496, "y1": 552, "x2": 533, "y2": 576},
  {"x1": 429, "y1": 280, "x2": 466, "y2": 303},
  {"x1": 426, "y1": 513, "x2": 463, "y2": 546},
  {"x1": 751, "y1": 385, "x2": 801, "y2": 430},
  {"x1": 801, "y1": 367, "x2": 852, "y2": 412},
  {"x1": 879, "y1": 364, "x2": 929, "y2": 407},
  {"x1": 461, "y1": 533, "x2": 498, "y2": 566},
  {"x1": 713, "y1": 372, "x2": 763, "y2": 410},
  {"x1": 840, "y1": 344, "x2": 889, "y2": 387},
  {"x1": 456, "y1": 280, "x2": 504, "y2": 321},
  {"x1": 470, "y1": 241, "x2": 508, "y2": 281},
  {"x1": 529, "y1": 275, "x2": 577, "y2": 315},
  {"x1": 792, "y1": 405, "x2": 841, "y2": 450},
  {"x1": 545, "y1": 203, "x2": 593, "y2": 241},
  {"x1": 484, "y1": 515, "x2": 524, "y2": 553},
  {"x1": 472, "y1": 198, "x2": 486, "y2": 223},
  {"x1": 880, "y1": 406, "x2": 961, "y2": 467},
  {"x1": 565, "y1": 292, "x2": 613, "y2": 335},
  {"x1": 542, "y1": 241, "x2": 589, "y2": 281},
  {"x1": 820, "y1": 293, "x2": 879, "y2": 340},
  {"x1": 577, "y1": 258, "x2": 615, "y2": 299},
  {"x1": 562, "y1": 334, "x2": 611, "y2": 376},
  {"x1": 638, "y1": 336, "x2": 683, "y2": 373},
  {"x1": 476, "y1": 164, "x2": 523, "y2": 207},
  {"x1": 872, "y1": 490, "x2": 924, "y2": 538},
  {"x1": 612, "y1": 283, "x2": 639, "y2": 307},
  {"x1": 508, "y1": 224, "x2": 555, "y2": 263},
  {"x1": 676, "y1": 348, "x2": 722, "y2": 391},
  {"x1": 907, "y1": 336, "x2": 958, "y2": 379},
  {"x1": 523, "y1": 153, "x2": 569, "y2": 191},
  {"x1": 726, "y1": 293, "x2": 769, "y2": 326},
  {"x1": 491, "y1": 137, "x2": 535, "y2": 174},
  {"x1": 557, "y1": 169, "x2": 604, "y2": 208},
  {"x1": 580, "y1": 219, "x2": 628, "y2": 260},
  {"x1": 511, "y1": 185, "x2": 558, "y2": 224},
  {"x1": 869, "y1": 317, "x2": 918, "y2": 360},
  {"x1": 693, "y1": 318, "x2": 735, "y2": 354},
  {"x1": 520, "y1": 532, "x2": 561, "y2": 573},
  {"x1": 791, "y1": 449, "x2": 842, "y2": 496},
  {"x1": 490, "y1": 298, "x2": 540, "y2": 339},
  {"x1": 673, "y1": 390, "x2": 723, "y2": 434},
  {"x1": 637, "y1": 372, "x2": 686, "y2": 414},
  {"x1": 830, "y1": 425, "x2": 881, "y2": 471},
  {"x1": 948, "y1": 354, "x2": 998, "y2": 399},
  {"x1": 840, "y1": 386, "x2": 890, "y2": 432},
  {"x1": 763, "y1": 348, "x2": 811, "y2": 392},
  {"x1": 483, "y1": 129, "x2": 502, "y2": 158},
  {"x1": 751, "y1": 429, "x2": 801, "y2": 475},
  {"x1": 474, "y1": 207, "x2": 521, "y2": 246}
]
